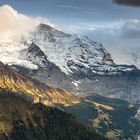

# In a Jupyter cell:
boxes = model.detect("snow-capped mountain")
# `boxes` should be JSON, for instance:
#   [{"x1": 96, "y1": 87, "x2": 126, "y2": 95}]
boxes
[
  {"x1": 32, "y1": 24, "x2": 135, "y2": 75},
  {"x1": 0, "y1": 23, "x2": 135, "y2": 75},
  {"x1": 0, "y1": 23, "x2": 140, "y2": 103}
]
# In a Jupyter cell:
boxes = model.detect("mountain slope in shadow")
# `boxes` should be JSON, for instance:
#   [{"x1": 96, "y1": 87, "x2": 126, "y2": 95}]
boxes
[{"x1": 0, "y1": 90, "x2": 108, "y2": 140}]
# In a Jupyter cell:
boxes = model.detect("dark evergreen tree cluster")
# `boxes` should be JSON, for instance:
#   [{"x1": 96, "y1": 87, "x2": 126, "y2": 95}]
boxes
[{"x1": 0, "y1": 92, "x2": 108, "y2": 140}]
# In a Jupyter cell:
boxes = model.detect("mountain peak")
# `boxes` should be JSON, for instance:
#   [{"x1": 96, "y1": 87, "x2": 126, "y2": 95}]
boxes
[
  {"x1": 38, "y1": 23, "x2": 54, "y2": 31},
  {"x1": 32, "y1": 24, "x2": 135, "y2": 75},
  {"x1": 28, "y1": 42, "x2": 46, "y2": 57}
]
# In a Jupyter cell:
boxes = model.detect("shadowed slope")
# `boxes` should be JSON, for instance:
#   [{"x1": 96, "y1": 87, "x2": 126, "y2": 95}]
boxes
[{"x1": 0, "y1": 90, "x2": 108, "y2": 140}]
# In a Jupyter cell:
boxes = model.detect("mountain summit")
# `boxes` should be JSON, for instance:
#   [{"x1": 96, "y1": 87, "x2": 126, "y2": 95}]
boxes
[{"x1": 33, "y1": 23, "x2": 135, "y2": 75}]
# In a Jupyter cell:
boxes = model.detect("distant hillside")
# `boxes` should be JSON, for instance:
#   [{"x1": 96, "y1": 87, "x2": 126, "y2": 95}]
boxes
[{"x1": 62, "y1": 94, "x2": 140, "y2": 140}]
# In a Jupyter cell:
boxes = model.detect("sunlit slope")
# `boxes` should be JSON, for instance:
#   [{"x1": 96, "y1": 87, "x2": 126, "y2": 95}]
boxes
[{"x1": 0, "y1": 62, "x2": 80, "y2": 106}]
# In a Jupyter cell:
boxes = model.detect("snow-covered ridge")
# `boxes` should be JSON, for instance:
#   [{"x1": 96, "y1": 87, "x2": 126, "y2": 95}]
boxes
[
  {"x1": 31, "y1": 24, "x2": 135, "y2": 75},
  {"x1": 0, "y1": 39, "x2": 38, "y2": 69},
  {"x1": 0, "y1": 23, "x2": 136, "y2": 75}
]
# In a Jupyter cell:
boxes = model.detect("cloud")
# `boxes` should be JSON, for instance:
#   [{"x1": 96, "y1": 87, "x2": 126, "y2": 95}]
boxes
[
  {"x1": 121, "y1": 20, "x2": 140, "y2": 38},
  {"x1": 56, "y1": 5, "x2": 81, "y2": 10},
  {"x1": 69, "y1": 19, "x2": 140, "y2": 40},
  {"x1": 56, "y1": 4, "x2": 98, "y2": 16},
  {"x1": 0, "y1": 5, "x2": 53, "y2": 39},
  {"x1": 113, "y1": 0, "x2": 140, "y2": 7}
]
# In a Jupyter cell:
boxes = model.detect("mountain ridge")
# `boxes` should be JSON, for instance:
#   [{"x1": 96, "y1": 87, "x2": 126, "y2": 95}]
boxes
[{"x1": 0, "y1": 23, "x2": 140, "y2": 104}]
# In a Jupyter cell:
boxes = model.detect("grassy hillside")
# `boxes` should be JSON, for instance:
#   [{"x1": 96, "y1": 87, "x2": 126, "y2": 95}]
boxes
[{"x1": 61, "y1": 94, "x2": 140, "y2": 140}]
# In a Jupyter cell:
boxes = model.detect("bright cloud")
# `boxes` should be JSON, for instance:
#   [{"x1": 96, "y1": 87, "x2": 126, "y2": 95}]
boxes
[{"x1": 0, "y1": 5, "x2": 53, "y2": 39}]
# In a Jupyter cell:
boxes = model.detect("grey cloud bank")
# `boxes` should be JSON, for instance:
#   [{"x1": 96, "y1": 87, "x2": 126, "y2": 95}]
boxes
[{"x1": 113, "y1": 0, "x2": 140, "y2": 7}]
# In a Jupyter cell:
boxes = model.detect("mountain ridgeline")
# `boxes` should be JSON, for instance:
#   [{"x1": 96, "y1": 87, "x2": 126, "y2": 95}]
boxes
[{"x1": 0, "y1": 23, "x2": 139, "y2": 103}]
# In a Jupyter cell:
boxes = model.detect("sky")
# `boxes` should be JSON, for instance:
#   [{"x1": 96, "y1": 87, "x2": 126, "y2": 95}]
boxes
[{"x1": 0, "y1": 0, "x2": 140, "y2": 67}]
